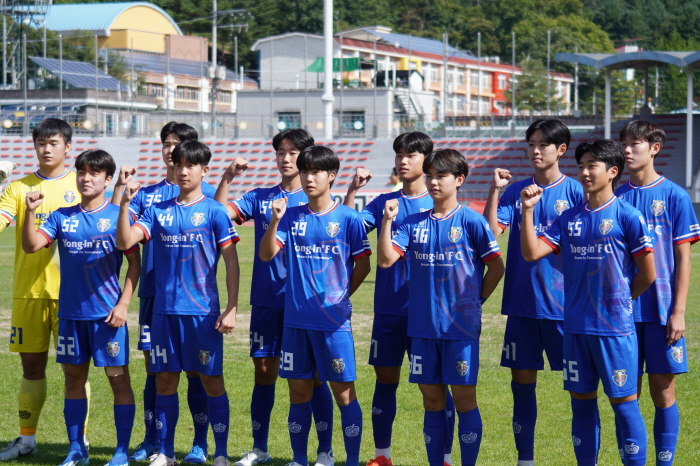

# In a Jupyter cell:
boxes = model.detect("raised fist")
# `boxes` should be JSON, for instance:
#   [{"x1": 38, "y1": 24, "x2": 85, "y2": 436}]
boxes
[
  {"x1": 271, "y1": 196, "x2": 288, "y2": 221},
  {"x1": 520, "y1": 184, "x2": 543, "y2": 209},
  {"x1": 226, "y1": 157, "x2": 248, "y2": 177},
  {"x1": 25, "y1": 191, "x2": 45, "y2": 210},
  {"x1": 117, "y1": 165, "x2": 136, "y2": 186},
  {"x1": 492, "y1": 169, "x2": 512, "y2": 189},
  {"x1": 123, "y1": 181, "x2": 141, "y2": 203},
  {"x1": 350, "y1": 168, "x2": 372, "y2": 191},
  {"x1": 384, "y1": 199, "x2": 399, "y2": 220}
]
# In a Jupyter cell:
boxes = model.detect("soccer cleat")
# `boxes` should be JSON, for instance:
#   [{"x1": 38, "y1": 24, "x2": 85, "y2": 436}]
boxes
[
  {"x1": 182, "y1": 444, "x2": 207, "y2": 464},
  {"x1": 57, "y1": 450, "x2": 90, "y2": 466},
  {"x1": 284, "y1": 463, "x2": 308, "y2": 466},
  {"x1": 314, "y1": 450, "x2": 334, "y2": 466},
  {"x1": 129, "y1": 442, "x2": 160, "y2": 462},
  {"x1": 365, "y1": 456, "x2": 392, "y2": 466},
  {"x1": 212, "y1": 457, "x2": 229, "y2": 466},
  {"x1": 104, "y1": 456, "x2": 129, "y2": 466},
  {"x1": 234, "y1": 449, "x2": 270, "y2": 466},
  {"x1": 148, "y1": 454, "x2": 176, "y2": 466},
  {"x1": 0, "y1": 437, "x2": 38, "y2": 461}
]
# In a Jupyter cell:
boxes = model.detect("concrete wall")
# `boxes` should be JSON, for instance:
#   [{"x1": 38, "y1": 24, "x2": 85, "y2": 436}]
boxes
[{"x1": 255, "y1": 35, "x2": 328, "y2": 90}]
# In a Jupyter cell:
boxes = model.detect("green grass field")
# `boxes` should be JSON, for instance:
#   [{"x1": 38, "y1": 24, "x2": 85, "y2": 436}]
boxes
[{"x1": 0, "y1": 225, "x2": 698, "y2": 465}]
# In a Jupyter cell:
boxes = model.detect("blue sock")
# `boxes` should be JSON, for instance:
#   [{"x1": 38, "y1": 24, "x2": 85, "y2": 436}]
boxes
[
  {"x1": 424, "y1": 410, "x2": 448, "y2": 466},
  {"x1": 457, "y1": 407, "x2": 482, "y2": 466},
  {"x1": 143, "y1": 374, "x2": 159, "y2": 446},
  {"x1": 289, "y1": 401, "x2": 312, "y2": 466},
  {"x1": 64, "y1": 398, "x2": 88, "y2": 453},
  {"x1": 654, "y1": 403, "x2": 679, "y2": 465},
  {"x1": 612, "y1": 400, "x2": 647, "y2": 466},
  {"x1": 156, "y1": 393, "x2": 179, "y2": 459},
  {"x1": 114, "y1": 404, "x2": 135, "y2": 460},
  {"x1": 445, "y1": 390, "x2": 455, "y2": 455},
  {"x1": 570, "y1": 398, "x2": 599, "y2": 466},
  {"x1": 207, "y1": 393, "x2": 230, "y2": 459},
  {"x1": 511, "y1": 381, "x2": 537, "y2": 462},
  {"x1": 311, "y1": 383, "x2": 334, "y2": 454},
  {"x1": 614, "y1": 415, "x2": 624, "y2": 464},
  {"x1": 371, "y1": 382, "x2": 398, "y2": 450},
  {"x1": 187, "y1": 376, "x2": 209, "y2": 448},
  {"x1": 251, "y1": 383, "x2": 275, "y2": 452},
  {"x1": 339, "y1": 399, "x2": 362, "y2": 466}
]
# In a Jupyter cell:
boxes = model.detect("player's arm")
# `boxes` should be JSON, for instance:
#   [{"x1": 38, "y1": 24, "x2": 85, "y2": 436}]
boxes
[
  {"x1": 106, "y1": 248, "x2": 141, "y2": 328},
  {"x1": 520, "y1": 185, "x2": 555, "y2": 261},
  {"x1": 481, "y1": 255, "x2": 504, "y2": 301},
  {"x1": 630, "y1": 250, "x2": 656, "y2": 300},
  {"x1": 116, "y1": 182, "x2": 146, "y2": 250},
  {"x1": 667, "y1": 241, "x2": 691, "y2": 344},
  {"x1": 216, "y1": 241, "x2": 240, "y2": 334},
  {"x1": 349, "y1": 254, "x2": 371, "y2": 296},
  {"x1": 343, "y1": 168, "x2": 372, "y2": 208},
  {"x1": 377, "y1": 199, "x2": 402, "y2": 268},
  {"x1": 483, "y1": 169, "x2": 511, "y2": 237},
  {"x1": 21, "y1": 192, "x2": 50, "y2": 253},
  {"x1": 215, "y1": 157, "x2": 248, "y2": 217},
  {"x1": 259, "y1": 196, "x2": 287, "y2": 261},
  {"x1": 110, "y1": 165, "x2": 136, "y2": 205}
]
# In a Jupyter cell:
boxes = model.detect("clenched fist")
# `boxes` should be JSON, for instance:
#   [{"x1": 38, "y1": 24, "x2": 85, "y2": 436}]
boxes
[
  {"x1": 383, "y1": 199, "x2": 399, "y2": 220},
  {"x1": 116, "y1": 165, "x2": 136, "y2": 186},
  {"x1": 122, "y1": 181, "x2": 141, "y2": 204},
  {"x1": 25, "y1": 191, "x2": 45, "y2": 210},
  {"x1": 271, "y1": 196, "x2": 288, "y2": 221},
  {"x1": 520, "y1": 184, "x2": 543, "y2": 209},
  {"x1": 492, "y1": 169, "x2": 512, "y2": 189},
  {"x1": 350, "y1": 168, "x2": 372, "y2": 191},
  {"x1": 226, "y1": 157, "x2": 248, "y2": 178}
]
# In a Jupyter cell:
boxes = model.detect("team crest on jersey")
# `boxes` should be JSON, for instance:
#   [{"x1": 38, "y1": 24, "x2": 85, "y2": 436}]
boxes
[
  {"x1": 332, "y1": 358, "x2": 345, "y2": 373},
  {"x1": 191, "y1": 212, "x2": 205, "y2": 226},
  {"x1": 448, "y1": 227, "x2": 462, "y2": 243},
  {"x1": 97, "y1": 218, "x2": 111, "y2": 233},
  {"x1": 612, "y1": 369, "x2": 627, "y2": 387},
  {"x1": 106, "y1": 342, "x2": 120, "y2": 357},
  {"x1": 599, "y1": 219, "x2": 614, "y2": 235},
  {"x1": 554, "y1": 199, "x2": 569, "y2": 216},
  {"x1": 651, "y1": 200, "x2": 666, "y2": 217},
  {"x1": 671, "y1": 346, "x2": 684, "y2": 363},
  {"x1": 199, "y1": 350, "x2": 211, "y2": 365},
  {"x1": 326, "y1": 222, "x2": 340, "y2": 238},
  {"x1": 64, "y1": 191, "x2": 76, "y2": 203},
  {"x1": 456, "y1": 361, "x2": 469, "y2": 376}
]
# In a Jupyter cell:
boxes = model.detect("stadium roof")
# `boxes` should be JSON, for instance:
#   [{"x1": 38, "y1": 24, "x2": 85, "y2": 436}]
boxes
[
  {"x1": 30, "y1": 56, "x2": 128, "y2": 91},
  {"x1": 556, "y1": 51, "x2": 700, "y2": 69},
  {"x1": 43, "y1": 2, "x2": 182, "y2": 36}
]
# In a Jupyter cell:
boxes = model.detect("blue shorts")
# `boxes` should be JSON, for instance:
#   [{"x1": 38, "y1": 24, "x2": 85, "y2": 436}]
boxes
[
  {"x1": 563, "y1": 332, "x2": 638, "y2": 398},
  {"x1": 636, "y1": 322, "x2": 688, "y2": 375},
  {"x1": 409, "y1": 337, "x2": 479, "y2": 386},
  {"x1": 56, "y1": 318, "x2": 129, "y2": 367},
  {"x1": 249, "y1": 305, "x2": 284, "y2": 358},
  {"x1": 138, "y1": 297, "x2": 155, "y2": 351},
  {"x1": 150, "y1": 313, "x2": 224, "y2": 376},
  {"x1": 368, "y1": 313, "x2": 411, "y2": 367},
  {"x1": 500, "y1": 316, "x2": 563, "y2": 371},
  {"x1": 279, "y1": 327, "x2": 356, "y2": 382}
]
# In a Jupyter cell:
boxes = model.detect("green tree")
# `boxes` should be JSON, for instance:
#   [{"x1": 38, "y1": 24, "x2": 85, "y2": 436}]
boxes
[{"x1": 514, "y1": 56, "x2": 549, "y2": 112}]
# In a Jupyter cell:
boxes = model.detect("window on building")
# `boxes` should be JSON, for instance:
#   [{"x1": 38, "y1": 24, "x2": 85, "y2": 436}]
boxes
[
  {"x1": 218, "y1": 91, "x2": 232, "y2": 103},
  {"x1": 145, "y1": 83, "x2": 164, "y2": 97},
  {"x1": 482, "y1": 75, "x2": 490, "y2": 89},
  {"x1": 340, "y1": 111, "x2": 365, "y2": 138},
  {"x1": 471, "y1": 73, "x2": 479, "y2": 88},
  {"x1": 431, "y1": 68, "x2": 438, "y2": 83},
  {"x1": 498, "y1": 75, "x2": 507, "y2": 90},
  {"x1": 458, "y1": 72, "x2": 464, "y2": 85},
  {"x1": 278, "y1": 112, "x2": 301, "y2": 130},
  {"x1": 175, "y1": 86, "x2": 199, "y2": 101}
]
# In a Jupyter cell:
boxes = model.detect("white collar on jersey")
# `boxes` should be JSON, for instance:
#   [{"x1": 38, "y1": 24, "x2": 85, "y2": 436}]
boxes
[
  {"x1": 532, "y1": 174, "x2": 566, "y2": 189},
  {"x1": 584, "y1": 196, "x2": 617, "y2": 212},
  {"x1": 627, "y1": 176, "x2": 665, "y2": 190}
]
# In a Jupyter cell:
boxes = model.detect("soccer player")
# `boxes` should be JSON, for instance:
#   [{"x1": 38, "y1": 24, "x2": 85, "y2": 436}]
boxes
[
  {"x1": 520, "y1": 139, "x2": 656, "y2": 466},
  {"x1": 215, "y1": 129, "x2": 335, "y2": 466},
  {"x1": 482, "y1": 119, "x2": 584, "y2": 466},
  {"x1": 343, "y1": 132, "x2": 455, "y2": 466},
  {"x1": 22, "y1": 150, "x2": 140, "y2": 466},
  {"x1": 377, "y1": 149, "x2": 505, "y2": 466},
  {"x1": 116, "y1": 140, "x2": 240, "y2": 466},
  {"x1": 259, "y1": 145, "x2": 371, "y2": 466},
  {"x1": 615, "y1": 121, "x2": 699, "y2": 464},
  {"x1": 111, "y1": 122, "x2": 217, "y2": 464},
  {"x1": 0, "y1": 118, "x2": 89, "y2": 461}
]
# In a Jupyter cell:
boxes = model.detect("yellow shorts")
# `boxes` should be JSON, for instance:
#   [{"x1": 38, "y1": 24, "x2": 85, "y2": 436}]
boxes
[{"x1": 10, "y1": 298, "x2": 59, "y2": 353}]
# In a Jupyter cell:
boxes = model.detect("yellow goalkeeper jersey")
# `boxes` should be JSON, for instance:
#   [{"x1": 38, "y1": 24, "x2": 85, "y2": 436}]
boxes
[{"x1": 0, "y1": 169, "x2": 81, "y2": 299}]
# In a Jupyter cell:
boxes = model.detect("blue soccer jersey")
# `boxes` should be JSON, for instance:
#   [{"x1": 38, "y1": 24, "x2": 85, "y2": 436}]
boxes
[
  {"x1": 497, "y1": 175, "x2": 584, "y2": 320},
  {"x1": 391, "y1": 205, "x2": 502, "y2": 341},
  {"x1": 540, "y1": 196, "x2": 654, "y2": 336},
  {"x1": 229, "y1": 185, "x2": 310, "y2": 309},
  {"x1": 38, "y1": 201, "x2": 139, "y2": 320},
  {"x1": 128, "y1": 179, "x2": 216, "y2": 298},
  {"x1": 360, "y1": 190, "x2": 433, "y2": 316},
  {"x1": 134, "y1": 195, "x2": 238, "y2": 317},
  {"x1": 616, "y1": 177, "x2": 700, "y2": 324},
  {"x1": 274, "y1": 200, "x2": 371, "y2": 332}
]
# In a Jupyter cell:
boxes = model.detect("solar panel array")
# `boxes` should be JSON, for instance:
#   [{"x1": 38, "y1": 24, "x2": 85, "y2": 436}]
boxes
[{"x1": 30, "y1": 57, "x2": 128, "y2": 91}]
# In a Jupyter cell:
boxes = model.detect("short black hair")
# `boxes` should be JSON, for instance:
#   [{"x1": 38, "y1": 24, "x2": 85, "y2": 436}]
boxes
[
  {"x1": 272, "y1": 128, "x2": 315, "y2": 152},
  {"x1": 171, "y1": 140, "x2": 211, "y2": 166},
  {"x1": 296, "y1": 145, "x2": 339, "y2": 188},
  {"x1": 575, "y1": 139, "x2": 625, "y2": 190},
  {"x1": 526, "y1": 119, "x2": 571, "y2": 152},
  {"x1": 74, "y1": 150, "x2": 116, "y2": 178},
  {"x1": 393, "y1": 131, "x2": 433, "y2": 156},
  {"x1": 160, "y1": 121, "x2": 198, "y2": 144},
  {"x1": 32, "y1": 118, "x2": 72, "y2": 144},
  {"x1": 619, "y1": 120, "x2": 666, "y2": 158},
  {"x1": 423, "y1": 149, "x2": 469, "y2": 188}
]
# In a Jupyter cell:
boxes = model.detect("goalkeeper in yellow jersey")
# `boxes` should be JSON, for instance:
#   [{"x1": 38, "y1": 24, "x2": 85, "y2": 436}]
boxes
[{"x1": 0, "y1": 119, "x2": 85, "y2": 461}]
